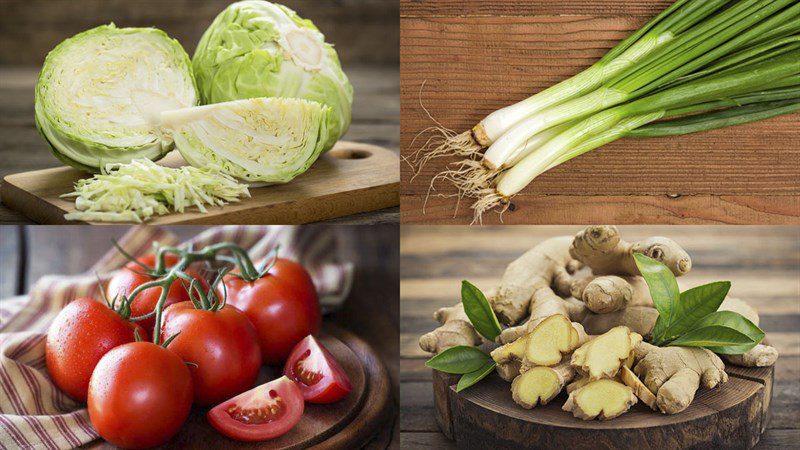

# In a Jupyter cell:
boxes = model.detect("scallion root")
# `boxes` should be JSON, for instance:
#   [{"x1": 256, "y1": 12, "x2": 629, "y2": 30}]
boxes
[
  {"x1": 471, "y1": 189, "x2": 508, "y2": 225},
  {"x1": 405, "y1": 81, "x2": 485, "y2": 179},
  {"x1": 404, "y1": 128, "x2": 482, "y2": 181}
]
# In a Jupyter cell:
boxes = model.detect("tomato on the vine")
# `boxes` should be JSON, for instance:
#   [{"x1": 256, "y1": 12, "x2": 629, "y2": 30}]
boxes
[
  {"x1": 45, "y1": 297, "x2": 146, "y2": 402},
  {"x1": 88, "y1": 341, "x2": 193, "y2": 449},
  {"x1": 283, "y1": 335, "x2": 352, "y2": 404},
  {"x1": 221, "y1": 258, "x2": 321, "y2": 365},
  {"x1": 162, "y1": 302, "x2": 262, "y2": 406},
  {"x1": 207, "y1": 376, "x2": 304, "y2": 442},
  {"x1": 107, "y1": 253, "x2": 206, "y2": 334}
]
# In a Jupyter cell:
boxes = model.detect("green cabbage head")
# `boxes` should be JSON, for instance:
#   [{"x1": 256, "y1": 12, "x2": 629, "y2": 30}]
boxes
[
  {"x1": 35, "y1": 24, "x2": 198, "y2": 172},
  {"x1": 160, "y1": 97, "x2": 331, "y2": 184},
  {"x1": 192, "y1": 1, "x2": 352, "y2": 151}
]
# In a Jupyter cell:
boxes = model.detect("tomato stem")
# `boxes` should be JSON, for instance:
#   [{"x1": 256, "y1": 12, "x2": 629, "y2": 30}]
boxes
[{"x1": 115, "y1": 241, "x2": 267, "y2": 344}]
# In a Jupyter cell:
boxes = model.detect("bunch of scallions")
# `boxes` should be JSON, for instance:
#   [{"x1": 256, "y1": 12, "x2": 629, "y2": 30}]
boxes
[{"x1": 408, "y1": 0, "x2": 800, "y2": 223}]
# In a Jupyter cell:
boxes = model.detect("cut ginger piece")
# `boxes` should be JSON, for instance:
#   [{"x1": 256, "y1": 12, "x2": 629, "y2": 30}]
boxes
[
  {"x1": 571, "y1": 326, "x2": 642, "y2": 380},
  {"x1": 511, "y1": 363, "x2": 574, "y2": 409},
  {"x1": 562, "y1": 379, "x2": 637, "y2": 420},
  {"x1": 490, "y1": 334, "x2": 528, "y2": 365},
  {"x1": 522, "y1": 315, "x2": 583, "y2": 367},
  {"x1": 619, "y1": 366, "x2": 657, "y2": 411}
]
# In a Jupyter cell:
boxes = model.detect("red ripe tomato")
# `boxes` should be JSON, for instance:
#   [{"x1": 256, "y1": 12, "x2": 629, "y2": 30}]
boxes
[
  {"x1": 283, "y1": 335, "x2": 352, "y2": 404},
  {"x1": 207, "y1": 376, "x2": 304, "y2": 442},
  {"x1": 107, "y1": 253, "x2": 206, "y2": 334},
  {"x1": 45, "y1": 297, "x2": 146, "y2": 402},
  {"x1": 221, "y1": 258, "x2": 321, "y2": 365},
  {"x1": 161, "y1": 302, "x2": 262, "y2": 406},
  {"x1": 88, "y1": 341, "x2": 193, "y2": 449}
]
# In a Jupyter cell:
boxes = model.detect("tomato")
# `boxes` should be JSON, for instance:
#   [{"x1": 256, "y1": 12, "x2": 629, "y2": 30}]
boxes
[
  {"x1": 207, "y1": 376, "x2": 304, "y2": 442},
  {"x1": 87, "y1": 341, "x2": 193, "y2": 449},
  {"x1": 221, "y1": 258, "x2": 321, "y2": 365},
  {"x1": 107, "y1": 253, "x2": 206, "y2": 334},
  {"x1": 283, "y1": 335, "x2": 352, "y2": 404},
  {"x1": 45, "y1": 297, "x2": 146, "y2": 402},
  {"x1": 161, "y1": 302, "x2": 262, "y2": 406}
]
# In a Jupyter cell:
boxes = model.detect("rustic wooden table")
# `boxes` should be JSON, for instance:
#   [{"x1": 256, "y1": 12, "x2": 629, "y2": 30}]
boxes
[
  {"x1": 400, "y1": 226, "x2": 800, "y2": 448},
  {"x1": 400, "y1": 0, "x2": 800, "y2": 224},
  {"x1": 0, "y1": 225, "x2": 399, "y2": 449},
  {"x1": 0, "y1": 65, "x2": 399, "y2": 224}
]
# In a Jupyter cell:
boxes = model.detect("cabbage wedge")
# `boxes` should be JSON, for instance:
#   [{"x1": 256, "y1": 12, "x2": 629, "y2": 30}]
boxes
[
  {"x1": 160, "y1": 97, "x2": 331, "y2": 183},
  {"x1": 192, "y1": 1, "x2": 352, "y2": 151},
  {"x1": 35, "y1": 24, "x2": 198, "y2": 172}
]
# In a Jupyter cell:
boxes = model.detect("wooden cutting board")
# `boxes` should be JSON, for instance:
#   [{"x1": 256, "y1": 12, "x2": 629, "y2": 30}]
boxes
[
  {"x1": 88, "y1": 325, "x2": 393, "y2": 449},
  {"x1": 432, "y1": 363, "x2": 773, "y2": 449},
  {"x1": 1, "y1": 141, "x2": 399, "y2": 224}
]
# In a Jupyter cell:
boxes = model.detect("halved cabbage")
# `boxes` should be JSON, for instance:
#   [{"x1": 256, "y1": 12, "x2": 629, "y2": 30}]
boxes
[
  {"x1": 35, "y1": 24, "x2": 198, "y2": 172},
  {"x1": 161, "y1": 97, "x2": 331, "y2": 183},
  {"x1": 192, "y1": 1, "x2": 352, "y2": 152}
]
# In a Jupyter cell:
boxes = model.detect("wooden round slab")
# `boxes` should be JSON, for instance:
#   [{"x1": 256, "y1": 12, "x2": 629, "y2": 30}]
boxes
[
  {"x1": 432, "y1": 364, "x2": 773, "y2": 449},
  {"x1": 88, "y1": 324, "x2": 391, "y2": 449}
]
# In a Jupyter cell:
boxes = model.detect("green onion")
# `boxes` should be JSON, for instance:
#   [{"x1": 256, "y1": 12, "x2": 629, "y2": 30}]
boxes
[
  {"x1": 407, "y1": 0, "x2": 736, "y2": 171},
  {"x1": 493, "y1": 51, "x2": 799, "y2": 199}
]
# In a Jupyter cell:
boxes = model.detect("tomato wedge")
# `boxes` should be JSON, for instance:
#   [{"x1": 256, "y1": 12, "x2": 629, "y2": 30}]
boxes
[
  {"x1": 283, "y1": 335, "x2": 352, "y2": 404},
  {"x1": 207, "y1": 376, "x2": 304, "y2": 442}
]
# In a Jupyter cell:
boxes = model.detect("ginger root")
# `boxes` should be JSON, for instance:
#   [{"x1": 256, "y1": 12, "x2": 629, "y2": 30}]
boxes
[
  {"x1": 571, "y1": 275, "x2": 653, "y2": 314},
  {"x1": 717, "y1": 298, "x2": 779, "y2": 367},
  {"x1": 619, "y1": 365, "x2": 658, "y2": 411},
  {"x1": 496, "y1": 360, "x2": 522, "y2": 382},
  {"x1": 419, "y1": 303, "x2": 482, "y2": 354},
  {"x1": 420, "y1": 235, "x2": 582, "y2": 354},
  {"x1": 498, "y1": 296, "x2": 587, "y2": 344},
  {"x1": 511, "y1": 363, "x2": 575, "y2": 409},
  {"x1": 723, "y1": 344, "x2": 779, "y2": 367},
  {"x1": 562, "y1": 379, "x2": 637, "y2": 420},
  {"x1": 570, "y1": 225, "x2": 691, "y2": 277},
  {"x1": 571, "y1": 326, "x2": 642, "y2": 380},
  {"x1": 633, "y1": 342, "x2": 728, "y2": 414},
  {"x1": 492, "y1": 236, "x2": 578, "y2": 325},
  {"x1": 582, "y1": 306, "x2": 659, "y2": 337},
  {"x1": 522, "y1": 315, "x2": 588, "y2": 368}
]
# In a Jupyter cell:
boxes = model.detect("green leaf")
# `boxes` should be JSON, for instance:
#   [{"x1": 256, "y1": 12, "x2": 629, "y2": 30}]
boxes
[
  {"x1": 692, "y1": 311, "x2": 765, "y2": 355},
  {"x1": 456, "y1": 360, "x2": 496, "y2": 392},
  {"x1": 658, "y1": 281, "x2": 731, "y2": 343},
  {"x1": 461, "y1": 280, "x2": 502, "y2": 341},
  {"x1": 425, "y1": 346, "x2": 491, "y2": 374},
  {"x1": 634, "y1": 253, "x2": 680, "y2": 342},
  {"x1": 668, "y1": 325, "x2": 755, "y2": 349}
]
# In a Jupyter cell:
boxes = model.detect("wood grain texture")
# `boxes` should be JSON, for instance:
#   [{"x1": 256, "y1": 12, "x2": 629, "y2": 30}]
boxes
[
  {"x1": 399, "y1": 226, "x2": 800, "y2": 448},
  {"x1": 2, "y1": 142, "x2": 399, "y2": 225},
  {"x1": 437, "y1": 368, "x2": 770, "y2": 449},
  {"x1": 0, "y1": 65, "x2": 399, "y2": 224},
  {"x1": 400, "y1": 1, "x2": 800, "y2": 224}
]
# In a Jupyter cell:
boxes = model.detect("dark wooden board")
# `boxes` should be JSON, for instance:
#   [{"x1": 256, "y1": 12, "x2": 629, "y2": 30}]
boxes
[
  {"x1": 431, "y1": 361, "x2": 774, "y2": 449},
  {"x1": 2, "y1": 142, "x2": 399, "y2": 225},
  {"x1": 399, "y1": 0, "x2": 800, "y2": 224},
  {"x1": 86, "y1": 324, "x2": 391, "y2": 449}
]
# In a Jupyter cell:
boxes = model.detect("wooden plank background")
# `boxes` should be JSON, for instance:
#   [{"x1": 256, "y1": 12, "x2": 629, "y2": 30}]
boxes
[
  {"x1": 0, "y1": 0, "x2": 399, "y2": 224},
  {"x1": 399, "y1": 0, "x2": 800, "y2": 224},
  {"x1": 0, "y1": 224, "x2": 400, "y2": 448},
  {"x1": 400, "y1": 225, "x2": 800, "y2": 448}
]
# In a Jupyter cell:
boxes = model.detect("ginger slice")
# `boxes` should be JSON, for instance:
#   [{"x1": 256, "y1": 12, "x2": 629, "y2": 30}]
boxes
[
  {"x1": 562, "y1": 379, "x2": 637, "y2": 420},
  {"x1": 571, "y1": 326, "x2": 642, "y2": 380},
  {"x1": 511, "y1": 363, "x2": 574, "y2": 409}
]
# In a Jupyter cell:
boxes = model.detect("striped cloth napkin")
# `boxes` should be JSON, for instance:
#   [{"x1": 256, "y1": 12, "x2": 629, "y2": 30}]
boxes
[{"x1": 0, "y1": 225, "x2": 353, "y2": 450}]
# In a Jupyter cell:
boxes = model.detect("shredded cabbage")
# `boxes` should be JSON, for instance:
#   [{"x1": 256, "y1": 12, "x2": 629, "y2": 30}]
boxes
[
  {"x1": 160, "y1": 97, "x2": 331, "y2": 183},
  {"x1": 62, "y1": 159, "x2": 250, "y2": 223}
]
